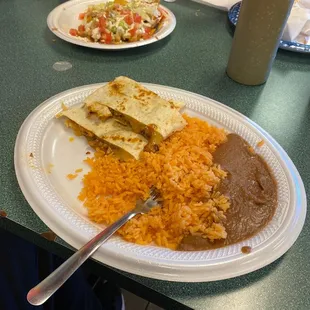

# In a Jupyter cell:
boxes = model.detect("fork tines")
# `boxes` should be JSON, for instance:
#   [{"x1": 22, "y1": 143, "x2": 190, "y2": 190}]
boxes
[{"x1": 149, "y1": 186, "x2": 160, "y2": 201}]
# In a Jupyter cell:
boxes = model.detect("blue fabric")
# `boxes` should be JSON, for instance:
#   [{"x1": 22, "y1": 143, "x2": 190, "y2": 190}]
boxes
[{"x1": 0, "y1": 229, "x2": 103, "y2": 310}]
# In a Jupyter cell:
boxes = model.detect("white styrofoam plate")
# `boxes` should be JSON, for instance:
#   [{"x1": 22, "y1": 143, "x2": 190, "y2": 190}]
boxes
[
  {"x1": 47, "y1": 0, "x2": 176, "y2": 50},
  {"x1": 14, "y1": 83, "x2": 307, "y2": 282}
]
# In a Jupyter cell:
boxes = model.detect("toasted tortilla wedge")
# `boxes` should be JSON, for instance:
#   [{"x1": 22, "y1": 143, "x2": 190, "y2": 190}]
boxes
[
  {"x1": 59, "y1": 106, "x2": 148, "y2": 160},
  {"x1": 85, "y1": 101, "x2": 112, "y2": 120},
  {"x1": 84, "y1": 90, "x2": 112, "y2": 120},
  {"x1": 81, "y1": 77, "x2": 187, "y2": 145},
  {"x1": 168, "y1": 99, "x2": 185, "y2": 110}
]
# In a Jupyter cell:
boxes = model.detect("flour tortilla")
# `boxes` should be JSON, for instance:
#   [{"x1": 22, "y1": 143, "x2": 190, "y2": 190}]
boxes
[{"x1": 59, "y1": 106, "x2": 148, "y2": 160}]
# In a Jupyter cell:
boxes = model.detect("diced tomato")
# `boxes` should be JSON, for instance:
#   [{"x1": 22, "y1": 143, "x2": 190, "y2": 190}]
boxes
[
  {"x1": 144, "y1": 27, "x2": 151, "y2": 34},
  {"x1": 99, "y1": 17, "x2": 106, "y2": 31},
  {"x1": 69, "y1": 28, "x2": 78, "y2": 36},
  {"x1": 100, "y1": 28, "x2": 109, "y2": 39},
  {"x1": 79, "y1": 13, "x2": 85, "y2": 20},
  {"x1": 129, "y1": 28, "x2": 136, "y2": 37},
  {"x1": 124, "y1": 15, "x2": 133, "y2": 25},
  {"x1": 78, "y1": 25, "x2": 85, "y2": 33},
  {"x1": 105, "y1": 32, "x2": 112, "y2": 44},
  {"x1": 134, "y1": 13, "x2": 142, "y2": 23},
  {"x1": 143, "y1": 33, "x2": 151, "y2": 40}
]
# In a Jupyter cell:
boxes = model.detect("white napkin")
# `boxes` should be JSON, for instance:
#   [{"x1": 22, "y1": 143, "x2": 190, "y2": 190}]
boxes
[
  {"x1": 283, "y1": 0, "x2": 310, "y2": 44},
  {"x1": 191, "y1": 0, "x2": 238, "y2": 11},
  {"x1": 193, "y1": 0, "x2": 310, "y2": 45}
]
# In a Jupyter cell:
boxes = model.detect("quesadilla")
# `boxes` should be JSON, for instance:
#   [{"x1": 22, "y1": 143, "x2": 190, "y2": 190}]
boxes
[
  {"x1": 58, "y1": 106, "x2": 148, "y2": 160},
  {"x1": 82, "y1": 76, "x2": 187, "y2": 151}
]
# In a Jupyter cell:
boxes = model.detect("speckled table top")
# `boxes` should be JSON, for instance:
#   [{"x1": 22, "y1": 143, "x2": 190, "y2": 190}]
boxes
[{"x1": 1, "y1": 1, "x2": 309, "y2": 309}]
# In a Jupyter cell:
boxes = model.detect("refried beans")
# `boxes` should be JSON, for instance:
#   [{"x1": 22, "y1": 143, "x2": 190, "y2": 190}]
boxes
[{"x1": 179, "y1": 134, "x2": 277, "y2": 251}]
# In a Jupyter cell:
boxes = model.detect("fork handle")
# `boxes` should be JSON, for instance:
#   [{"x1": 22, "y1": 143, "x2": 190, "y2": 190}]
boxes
[{"x1": 27, "y1": 211, "x2": 137, "y2": 306}]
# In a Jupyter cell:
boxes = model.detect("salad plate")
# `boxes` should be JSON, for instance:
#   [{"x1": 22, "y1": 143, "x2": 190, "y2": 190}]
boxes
[{"x1": 47, "y1": 0, "x2": 176, "y2": 50}]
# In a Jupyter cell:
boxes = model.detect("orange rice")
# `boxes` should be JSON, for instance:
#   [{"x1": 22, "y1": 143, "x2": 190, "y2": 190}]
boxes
[
  {"x1": 79, "y1": 115, "x2": 230, "y2": 250},
  {"x1": 257, "y1": 140, "x2": 265, "y2": 147},
  {"x1": 67, "y1": 173, "x2": 78, "y2": 180}
]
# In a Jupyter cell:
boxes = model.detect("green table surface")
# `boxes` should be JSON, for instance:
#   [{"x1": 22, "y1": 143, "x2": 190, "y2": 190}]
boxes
[{"x1": 1, "y1": 0, "x2": 309, "y2": 309}]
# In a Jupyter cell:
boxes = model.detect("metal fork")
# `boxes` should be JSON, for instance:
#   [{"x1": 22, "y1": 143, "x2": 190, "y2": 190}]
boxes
[{"x1": 27, "y1": 187, "x2": 159, "y2": 306}]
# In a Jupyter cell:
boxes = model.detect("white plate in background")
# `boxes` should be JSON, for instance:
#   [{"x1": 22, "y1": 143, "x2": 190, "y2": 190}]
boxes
[{"x1": 47, "y1": 0, "x2": 176, "y2": 50}]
